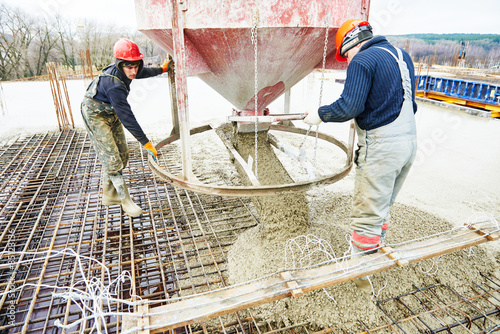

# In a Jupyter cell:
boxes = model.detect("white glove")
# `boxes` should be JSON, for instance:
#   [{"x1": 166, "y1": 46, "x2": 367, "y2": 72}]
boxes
[{"x1": 303, "y1": 109, "x2": 322, "y2": 125}]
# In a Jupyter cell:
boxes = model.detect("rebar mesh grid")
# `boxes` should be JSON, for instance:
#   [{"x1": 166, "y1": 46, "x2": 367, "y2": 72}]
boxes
[
  {"x1": 373, "y1": 274, "x2": 500, "y2": 333},
  {"x1": 0, "y1": 130, "x2": 498, "y2": 334},
  {"x1": 0, "y1": 130, "x2": 259, "y2": 333}
]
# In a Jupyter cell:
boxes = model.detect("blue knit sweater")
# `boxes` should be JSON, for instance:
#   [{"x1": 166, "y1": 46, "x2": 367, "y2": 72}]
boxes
[
  {"x1": 318, "y1": 36, "x2": 417, "y2": 130},
  {"x1": 92, "y1": 62, "x2": 163, "y2": 145}
]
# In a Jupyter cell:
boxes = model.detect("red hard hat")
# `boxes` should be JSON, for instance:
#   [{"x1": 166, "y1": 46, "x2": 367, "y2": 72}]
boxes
[
  {"x1": 113, "y1": 38, "x2": 144, "y2": 61},
  {"x1": 335, "y1": 19, "x2": 372, "y2": 62}
]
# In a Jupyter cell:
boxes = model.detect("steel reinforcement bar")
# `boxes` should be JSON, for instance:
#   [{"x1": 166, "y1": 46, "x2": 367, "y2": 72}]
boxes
[
  {"x1": 0, "y1": 129, "x2": 260, "y2": 334},
  {"x1": 1, "y1": 129, "x2": 498, "y2": 334},
  {"x1": 121, "y1": 224, "x2": 499, "y2": 333}
]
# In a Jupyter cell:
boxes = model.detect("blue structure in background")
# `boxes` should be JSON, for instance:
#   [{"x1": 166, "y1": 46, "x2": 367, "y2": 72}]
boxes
[{"x1": 416, "y1": 75, "x2": 500, "y2": 108}]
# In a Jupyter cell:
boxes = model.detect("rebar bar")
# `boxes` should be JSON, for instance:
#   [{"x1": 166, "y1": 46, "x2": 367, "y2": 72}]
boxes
[
  {"x1": 375, "y1": 278, "x2": 500, "y2": 333},
  {"x1": 0, "y1": 130, "x2": 259, "y2": 333},
  {"x1": 0, "y1": 130, "x2": 498, "y2": 334}
]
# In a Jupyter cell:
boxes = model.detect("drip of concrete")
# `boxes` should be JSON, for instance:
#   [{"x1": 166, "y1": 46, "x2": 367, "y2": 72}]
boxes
[{"x1": 216, "y1": 124, "x2": 310, "y2": 241}]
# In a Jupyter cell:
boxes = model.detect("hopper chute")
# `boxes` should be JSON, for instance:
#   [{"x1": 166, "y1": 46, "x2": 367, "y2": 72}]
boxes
[{"x1": 134, "y1": 0, "x2": 369, "y2": 195}]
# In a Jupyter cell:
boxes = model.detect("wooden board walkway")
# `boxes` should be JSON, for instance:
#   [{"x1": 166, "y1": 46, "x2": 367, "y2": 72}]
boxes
[{"x1": 122, "y1": 223, "x2": 499, "y2": 334}]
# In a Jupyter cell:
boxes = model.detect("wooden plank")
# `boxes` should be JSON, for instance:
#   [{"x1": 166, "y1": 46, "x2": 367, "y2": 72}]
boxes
[
  {"x1": 121, "y1": 315, "x2": 136, "y2": 334},
  {"x1": 280, "y1": 271, "x2": 304, "y2": 297},
  {"x1": 138, "y1": 303, "x2": 150, "y2": 334},
  {"x1": 122, "y1": 225, "x2": 499, "y2": 333},
  {"x1": 379, "y1": 245, "x2": 409, "y2": 267},
  {"x1": 466, "y1": 223, "x2": 499, "y2": 241},
  {"x1": 122, "y1": 302, "x2": 151, "y2": 334}
]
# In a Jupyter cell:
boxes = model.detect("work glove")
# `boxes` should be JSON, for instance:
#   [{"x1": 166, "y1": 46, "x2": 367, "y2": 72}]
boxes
[
  {"x1": 162, "y1": 59, "x2": 174, "y2": 73},
  {"x1": 144, "y1": 142, "x2": 158, "y2": 161},
  {"x1": 303, "y1": 109, "x2": 322, "y2": 126}
]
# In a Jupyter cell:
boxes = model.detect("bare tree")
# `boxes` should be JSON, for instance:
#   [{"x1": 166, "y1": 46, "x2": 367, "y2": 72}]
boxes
[
  {"x1": 54, "y1": 14, "x2": 79, "y2": 72},
  {"x1": 77, "y1": 20, "x2": 122, "y2": 70},
  {"x1": 29, "y1": 16, "x2": 60, "y2": 77},
  {"x1": 0, "y1": 4, "x2": 35, "y2": 80},
  {"x1": 0, "y1": 3, "x2": 170, "y2": 80},
  {"x1": 389, "y1": 35, "x2": 500, "y2": 69}
]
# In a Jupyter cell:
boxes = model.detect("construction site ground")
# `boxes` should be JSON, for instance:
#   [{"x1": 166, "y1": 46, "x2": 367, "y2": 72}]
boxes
[{"x1": 0, "y1": 70, "x2": 499, "y2": 333}]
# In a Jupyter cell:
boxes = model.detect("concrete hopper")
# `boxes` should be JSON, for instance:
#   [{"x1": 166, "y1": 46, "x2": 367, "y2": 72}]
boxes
[{"x1": 134, "y1": 0, "x2": 370, "y2": 111}]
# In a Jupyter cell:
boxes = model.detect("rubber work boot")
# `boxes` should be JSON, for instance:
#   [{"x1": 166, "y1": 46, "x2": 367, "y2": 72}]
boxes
[
  {"x1": 109, "y1": 174, "x2": 143, "y2": 217},
  {"x1": 102, "y1": 176, "x2": 121, "y2": 206},
  {"x1": 353, "y1": 277, "x2": 371, "y2": 293},
  {"x1": 121, "y1": 186, "x2": 143, "y2": 217},
  {"x1": 380, "y1": 229, "x2": 387, "y2": 244},
  {"x1": 351, "y1": 245, "x2": 375, "y2": 293}
]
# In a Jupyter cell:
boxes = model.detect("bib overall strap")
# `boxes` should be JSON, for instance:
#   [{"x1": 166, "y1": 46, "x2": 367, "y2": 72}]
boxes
[{"x1": 375, "y1": 47, "x2": 412, "y2": 101}]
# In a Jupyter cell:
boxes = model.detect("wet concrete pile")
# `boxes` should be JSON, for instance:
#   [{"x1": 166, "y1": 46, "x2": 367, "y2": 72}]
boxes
[{"x1": 214, "y1": 124, "x2": 498, "y2": 333}]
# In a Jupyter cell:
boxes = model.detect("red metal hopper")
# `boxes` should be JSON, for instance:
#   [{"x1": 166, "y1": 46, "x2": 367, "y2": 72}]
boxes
[{"x1": 134, "y1": 0, "x2": 370, "y2": 112}]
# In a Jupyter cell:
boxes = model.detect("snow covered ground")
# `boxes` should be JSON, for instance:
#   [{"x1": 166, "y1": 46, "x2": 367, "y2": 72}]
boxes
[{"x1": 1, "y1": 70, "x2": 499, "y2": 228}]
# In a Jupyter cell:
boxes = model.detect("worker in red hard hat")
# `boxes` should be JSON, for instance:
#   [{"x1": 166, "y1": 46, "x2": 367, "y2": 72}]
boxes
[
  {"x1": 304, "y1": 19, "x2": 418, "y2": 291},
  {"x1": 81, "y1": 38, "x2": 173, "y2": 217}
]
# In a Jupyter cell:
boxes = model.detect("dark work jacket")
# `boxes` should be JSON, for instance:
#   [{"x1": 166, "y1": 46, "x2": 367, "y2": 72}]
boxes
[
  {"x1": 318, "y1": 36, "x2": 417, "y2": 130},
  {"x1": 90, "y1": 61, "x2": 163, "y2": 145}
]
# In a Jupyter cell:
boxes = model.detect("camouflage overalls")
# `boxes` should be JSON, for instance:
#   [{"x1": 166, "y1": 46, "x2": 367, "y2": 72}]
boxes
[{"x1": 80, "y1": 70, "x2": 129, "y2": 198}]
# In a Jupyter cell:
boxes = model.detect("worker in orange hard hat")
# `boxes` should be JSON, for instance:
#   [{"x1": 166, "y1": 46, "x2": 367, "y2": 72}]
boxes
[
  {"x1": 304, "y1": 19, "x2": 418, "y2": 291},
  {"x1": 334, "y1": 19, "x2": 374, "y2": 62},
  {"x1": 81, "y1": 38, "x2": 174, "y2": 217}
]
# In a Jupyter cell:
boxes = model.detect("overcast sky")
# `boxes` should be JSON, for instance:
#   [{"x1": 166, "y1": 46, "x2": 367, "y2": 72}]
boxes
[{"x1": 2, "y1": 0, "x2": 500, "y2": 35}]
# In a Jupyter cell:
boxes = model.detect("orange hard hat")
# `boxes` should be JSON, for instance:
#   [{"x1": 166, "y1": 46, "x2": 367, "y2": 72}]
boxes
[
  {"x1": 335, "y1": 19, "x2": 373, "y2": 62},
  {"x1": 113, "y1": 38, "x2": 144, "y2": 61}
]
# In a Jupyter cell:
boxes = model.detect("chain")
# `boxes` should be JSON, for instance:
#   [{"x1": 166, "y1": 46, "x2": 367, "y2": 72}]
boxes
[
  {"x1": 251, "y1": 10, "x2": 259, "y2": 177},
  {"x1": 319, "y1": 22, "x2": 329, "y2": 108},
  {"x1": 314, "y1": 23, "x2": 330, "y2": 165}
]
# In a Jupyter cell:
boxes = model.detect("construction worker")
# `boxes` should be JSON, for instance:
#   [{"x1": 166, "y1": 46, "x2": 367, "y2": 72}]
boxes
[
  {"x1": 304, "y1": 20, "x2": 417, "y2": 289},
  {"x1": 81, "y1": 38, "x2": 173, "y2": 217}
]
